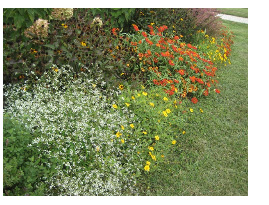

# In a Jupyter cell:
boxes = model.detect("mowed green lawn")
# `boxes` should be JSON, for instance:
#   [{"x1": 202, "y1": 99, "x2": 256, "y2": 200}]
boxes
[
  {"x1": 137, "y1": 20, "x2": 248, "y2": 196},
  {"x1": 218, "y1": 8, "x2": 248, "y2": 18}
]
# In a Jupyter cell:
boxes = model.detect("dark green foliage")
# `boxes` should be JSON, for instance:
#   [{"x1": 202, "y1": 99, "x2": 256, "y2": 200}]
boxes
[
  {"x1": 3, "y1": 8, "x2": 137, "y2": 85},
  {"x1": 3, "y1": 114, "x2": 48, "y2": 196},
  {"x1": 90, "y1": 8, "x2": 136, "y2": 31}
]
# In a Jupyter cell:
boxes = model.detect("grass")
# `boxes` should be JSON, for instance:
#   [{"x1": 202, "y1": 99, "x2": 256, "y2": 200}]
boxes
[
  {"x1": 218, "y1": 8, "x2": 248, "y2": 18},
  {"x1": 138, "y1": 20, "x2": 248, "y2": 196}
]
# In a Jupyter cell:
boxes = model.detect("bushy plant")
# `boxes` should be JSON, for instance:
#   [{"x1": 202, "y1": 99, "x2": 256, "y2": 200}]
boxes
[
  {"x1": 4, "y1": 64, "x2": 143, "y2": 195},
  {"x1": 132, "y1": 8, "x2": 222, "y2": 44},
  {"x1": 194, "y1": 27, "x2": 234, "y2": 67},
  {"x1": 3, "y1": 114, "x2": 48, "y2": 196},
  {"x1": 117, "y1": 85, "x2": 185, "y2": 173},
  {"x1": 3, "y1": 8, "x2": 129, "y2": 85},
  {"x1": 116, "y1": 24, "x2": 222, "y2": 104}
]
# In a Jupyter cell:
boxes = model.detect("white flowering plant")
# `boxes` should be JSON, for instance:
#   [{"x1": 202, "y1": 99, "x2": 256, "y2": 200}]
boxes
[{"x1": 4, "y1": 64, "x2": 144, "y2": 195}]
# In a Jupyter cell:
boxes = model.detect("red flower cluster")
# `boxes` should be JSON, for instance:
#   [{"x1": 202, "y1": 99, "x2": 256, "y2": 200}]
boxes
[{"x1": 112, "y1": 28, "x2": 119, "y2": 36}]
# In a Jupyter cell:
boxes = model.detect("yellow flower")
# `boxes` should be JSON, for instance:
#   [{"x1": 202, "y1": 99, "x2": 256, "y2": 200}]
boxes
[
  {"x1": 148, "y1": 146, "x2": 154, "y2": 151},
  {"x1": 137, "y1": 93, "x2": 141, "y2": 97},
  {"x1": 182, "y1": 131, "x2": 186, "y2": 135},
  {"x1": 96, "y1": 146, "x2": 100, "y2": 152},
  {"x1": 162, "y1": 111, "x2": 168, "y2": 117},
  {"x1": 81, "y1": 41, "x2": 86, "y2": 47},
  {"x1": 149, "y1": 102, "x2": 155, "y2": 107},
  {"x1": 131, "y1": 96, "x2": 135, "y2": 100},
  {"x1": 116, "y1": 132, "x2": 122, "y2": 138},
  {"x1": 146, "y1": 161, "x2": 151, "y2": 165},
  {"x1": 144, "y1": 165, "x2": 150, "y2": 172},
  {"x1": 200, "y1": 108, "x2": 204, "y2": 113},
  {"x1": 112, "y1": 104, "x2": 118, "y2": 109},
  {"x1": 125, "y1": 103, "x2": 130, "y2": 107},
  {"x1": 141, "y1": 85, "x2": 145, "y2": 89},
  {"x1": 119, "y1": 84, "x2": 124, "y2": 90},
  {"x1": 130, "y1": 124, "x2": 134, "y2": 128},
  {"x1": 166, "y1": 109, "x2": 171, "y2": 114},
  {"x1": 180, "y1": 18, "x2": 183, "y2": 21},
  {"x1": 163, "y1": 97, "x2": 168, "y2": 101},
  {"x1": 143, "y1": 131, "x2": 147, "y2": 135},
  {"x1": 155, "y1": 135, "x2": 159, "y2": 141},
  {"x1": 142, "y1": 91, "x2": 148, "y2": 96},
  {"x1": 121, "y1": 125, "x2": 125, "y2": 130},
  {"x1": 150, "y1": 22, "x2": 155, "y2": 25},
  {"x1": 121, "y1": 139, "x2": 125, "y2": 144},
  {"x1": 190, "y1": 108, "x2": 194, "y2": 112},
  {"x1": 126, "y1": 64, "x2": 130, "y2": 67},
  {"x1": 151, "y1": 155, "x2": 156, "y2": 161},
  {"x1": 172, "y1": 140, "x2": 177, "y2": 145},
  {"x1": 161, "y1": 155, "x2": 164, "y2": 158}
]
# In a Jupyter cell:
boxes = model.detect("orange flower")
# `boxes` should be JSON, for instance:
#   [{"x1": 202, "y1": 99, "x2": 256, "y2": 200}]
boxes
[
  {"x1": 169, "y1": 60, "x2": 175, "y2": 66},
  {"x1": 132, "y1": 24, "x2": 139, "y2": 31},
  {"x1": 142, "y1": 31, "x2": 147, "y2": 37},
  {"x1": 191, "y1": 97, "x2": 198, "y2": 104},
  {"x1": 178, "y1": 57, "x2": 184, "y2": 61},
  {"x1": 203, "y1": 89, "x2": 209, "y2": 96},
  {"x1": 178, "y1": 69, "x2": 185, "y2": 75},
  {"x1": 174, "y1": 36, "x2": 179, "y2": 40},
  {"x1": 189, "y1": 76, "x2": 196, "y2": 83},
  {"x1": 214, "y1": 89, "x2": 220, "y2": 94}
]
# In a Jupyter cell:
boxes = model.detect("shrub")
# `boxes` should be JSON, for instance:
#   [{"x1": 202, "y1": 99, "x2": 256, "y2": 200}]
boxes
[
  {"x1": 90, "y1": 8, "x2": 136, "y2": 31},
  {"x1": 3, "y1": 114, "x2": 48, "y2": 196},
  {"x1": 3, "y1": 8, "x2": 137, "y2": 86},
  {"x1": 133, "y1": 9, "x2": 221, "y2": 44}
]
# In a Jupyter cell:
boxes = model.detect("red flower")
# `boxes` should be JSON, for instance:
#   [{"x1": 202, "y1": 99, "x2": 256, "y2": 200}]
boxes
[
  {"x1": 174, "y1": 36, "x2": 179, "y2": 40},
  {"x1": 189, "y1": 76, "x2": 196, "y2": 83},
  {"x1": 142, "y1": 31, "x2": 147, "y2": 37},
  {"x1": 203, "y1": 89, "x2": 209, "y2": 96},
  {"x1": 178, "y1": 57, "x2": 184, "y2": 61},
  {"x1": 145, "y1": 38, "x2": 153, "y2": 45},
  {"x1": 178, "y1": 69, "x2": 185, "y2": 75},
  {"x1": 174, "y1": 79, "x2": 179, "y2": 83},
  {"x1": 153, "y1": 79, "x2": 159, "y2": 85},
  {"x1": 214, "y1": 89, "x2": 220, "y2": 94},
  {"x1": 132, "y1": 24, "x2": 139, "y2": 31},
  {"x1": 112, "y1": 28, "x2": 119, "y2": 36},
  {"x1": 191, "y1": 97, "x2": 198, "y2": 104},
  {"x1": 169, "y1": 60, "x2": 175, "y2": 66}
]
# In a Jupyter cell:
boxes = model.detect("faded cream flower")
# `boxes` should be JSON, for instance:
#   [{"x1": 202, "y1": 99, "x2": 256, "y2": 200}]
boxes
[
  {"x1": 91, "y1": 16, "x2": 103, "y2": 27},
  {"x1": 51, "y1": 8, "x2": 73, "y2": 20}
]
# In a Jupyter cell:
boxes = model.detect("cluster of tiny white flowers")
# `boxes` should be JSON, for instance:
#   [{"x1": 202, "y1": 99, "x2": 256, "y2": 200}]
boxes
[{"x1": 4, "y1": 65, "x2": 139, "y2": 196}]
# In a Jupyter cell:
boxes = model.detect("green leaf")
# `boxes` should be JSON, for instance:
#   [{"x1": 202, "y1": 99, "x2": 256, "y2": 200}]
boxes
[{"x1": 43, "y1": 44, "x2": 55, "y2": 50}]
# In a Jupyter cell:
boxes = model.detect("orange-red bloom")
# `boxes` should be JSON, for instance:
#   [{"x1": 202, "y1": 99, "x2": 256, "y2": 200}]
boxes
[
  {"x1": 169, "y1": 60, "x2": 175, "y2": 66},
  {"x1": 189, "y1": 76, "x2": 196, "y2": 83},
  {"x1": 142, "y1": 31, "x2": 147, "y2": 37},
  {"x1": 215, "y1": 89, "x2": 220, "y2": 94},
  {"x1": 191, "y1": 97, "x2": 198, "y2": 104},
  {"x1": 178, "y1": 69, "x2": 185, "y2": 75},
  {"x1": 132, "y1": 24, "x2": 139, "y2": 31}
]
